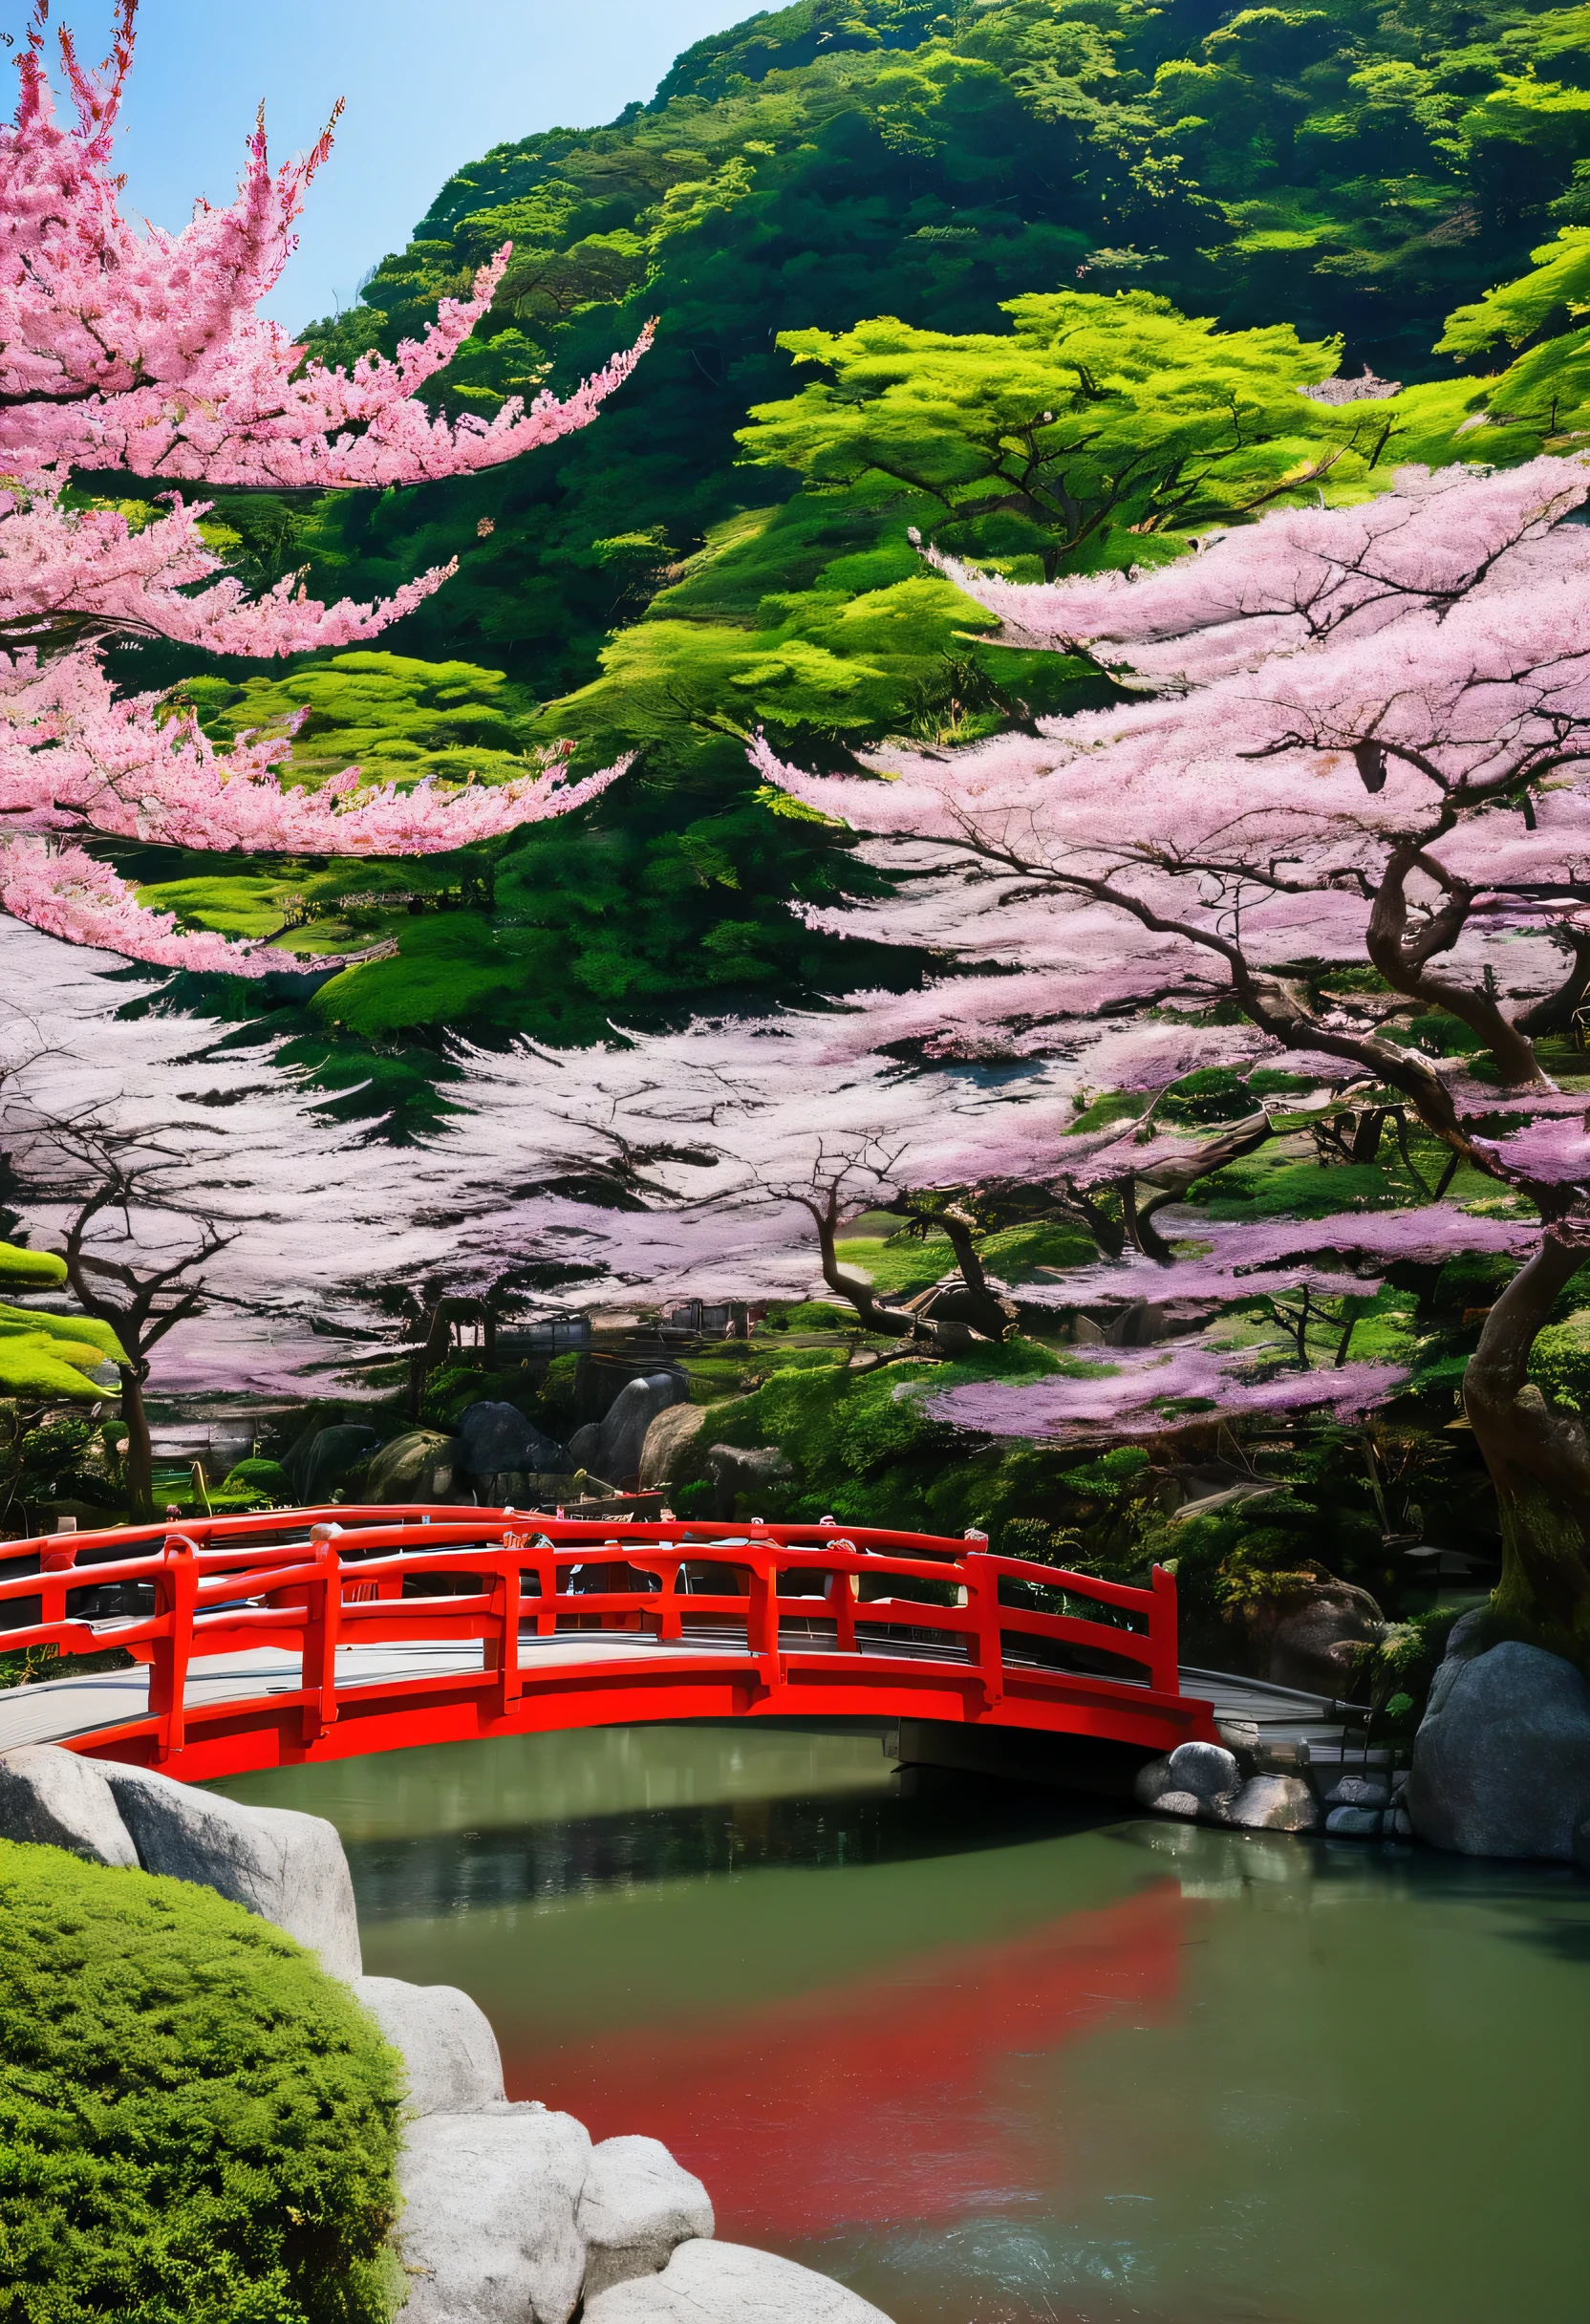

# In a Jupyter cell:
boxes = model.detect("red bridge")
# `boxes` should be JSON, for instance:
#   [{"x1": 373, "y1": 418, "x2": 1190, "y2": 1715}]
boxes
[{"x1": 0, "y1": 1508, "x2": 1219, "y2": 1782}]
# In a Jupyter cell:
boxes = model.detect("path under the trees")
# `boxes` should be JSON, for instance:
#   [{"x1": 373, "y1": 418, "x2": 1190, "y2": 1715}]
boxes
[{"x1": 0, "y1": 1507, "x2": 1287, "y2": 1784}]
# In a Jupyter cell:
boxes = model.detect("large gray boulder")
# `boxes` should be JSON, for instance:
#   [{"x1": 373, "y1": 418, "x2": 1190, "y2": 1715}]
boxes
[
  {"x1": 584, "y1": 2238, "x2": 895, "y2": 2323},
  {"x1": 1244, "y1": 1576, "x2": 1386, "y2": 1695},
  {"x1": 637, "y1": 1404, "x2": 711, "y2": 1493},
  {"x1": 367, "y1": 1431, "x2": 471, "y2": 1505},
  {"x1": 100, "y1": 1764, "x2": 361, "y2": 1976},
  {"x1": 1406, "y1": 1639, "x2": 1590, "y2": 1861},
  {"x1": 352, "y1": 1976, "x2": 504, "y2": 2117},
  {"x1": 705, "y1": 1443, "x2": 794, "y2": 1519},
  {"x1": 596, "y1": 1375, "x2": 688, "y2": 1489},
  {"x1": 284, "y1": 1423, "x2": 382, "y2": 1504},
  {"x1": 566, "y1": 1421, "x2": 603, "y2": 1472},
  {"x1": 396, "y1": 2103, "x2": 591, "y2": 2324},
  {"x1": 458, "y1": 1403, "x2": 566, "y2": 1485},
  {"x1": 1165, "y1": 1741, "x2": 1241, "y2": 1800},
  {"x1": 0, "y1": 1743, "x2": 138, "y2": 1866},
  {"x1": 577, "y1": 2135, "x2": 714, "y2": 2299}
]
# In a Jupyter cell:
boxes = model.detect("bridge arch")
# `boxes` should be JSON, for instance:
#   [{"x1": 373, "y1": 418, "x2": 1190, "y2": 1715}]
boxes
[{"x1": 0, "y1": 1508, "x2": 1219, "y2": 1782}]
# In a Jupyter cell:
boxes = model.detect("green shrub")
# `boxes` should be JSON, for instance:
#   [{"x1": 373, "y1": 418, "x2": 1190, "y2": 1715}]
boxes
[
  {"x1": 221, "y1": 1458, "x2": 292, "y2": 1502},
  {"x1": 0, "y1": 1839, "x2": 402, "y2": 2323},
  {"x1": 1528, "y1": 1308, "x2": 1590, "y2": 1411}
]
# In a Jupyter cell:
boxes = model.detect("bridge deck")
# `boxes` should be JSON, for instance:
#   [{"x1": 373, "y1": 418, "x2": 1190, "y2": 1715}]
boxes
[{"x1": 0, "y1": 1629, "x2": 1352, "y2": 1767}]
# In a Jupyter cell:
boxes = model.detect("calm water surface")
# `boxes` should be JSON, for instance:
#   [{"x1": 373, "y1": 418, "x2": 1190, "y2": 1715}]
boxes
[{"x1": 216, "y1": 1726, "x2": 1590, "y2": 2324}]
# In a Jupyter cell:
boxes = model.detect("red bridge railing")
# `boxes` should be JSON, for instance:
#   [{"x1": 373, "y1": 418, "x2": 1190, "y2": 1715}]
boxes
[{"x1": 0, "y1": 1507, "x2": 1187, "y2": 1768}]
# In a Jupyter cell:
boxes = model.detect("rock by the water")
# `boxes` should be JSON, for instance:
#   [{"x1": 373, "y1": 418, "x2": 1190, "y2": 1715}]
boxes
[
  {"x1": 0, "y1": 1743, "x2": 138, "y2": 1866},
  {"x1": 1323, "y1": 1775, "x2": 1388, "y2": 1809},
  {"x1": 1228, "y1": 1774, "x2": 1319, "y2": 1832},
  {"x1": 367, "y1": 1431, "x2": 471, "y2": 1505},
  {"x1": 1132, "y1": 1754, "x2": 1173, "y2": 1808},
  {"x1": 584, "y1": 2237, "x2": 895, "y2": 2323},
  {"x1": 1153, "y1": 1789, "x2": 1205, "y2": 1818},
  {"x1": 704, "y1": 1442, "x2": 794, "y2": 1517},
  {"x1": 1406, "y1": 1640, "x2": 1590, "y2": 1861},
  {"x1": 284, "y1": 1423, "x2": 382, "y2": 1504},
  {"x1": 596, "y1": 1375, "x2": 688, "y2": 1489},
  {"x1": 1166, "y1": 1740, "x2": 1241, "y2": 1800},
  {"x1": 1325, "y1": 1804, "x2": 1383, "y2": 1838},
  {"x1": 396, "y1": 2104, "x2": 591, "y2": 2324},
  {"x1": 100, "y1": 1764, "x2": 361, "y2": 1976},
  {"x1": 352, "y1": 1976, "x2": 504, "y2": 2117},
  {"x1": 577, "y1": 2134, "x2": 714, "y2": 2299},
  {"x1": 458, "y1": 1402, "x2": 565, "y2": 1484},
  {"x1": 637, "y1": 1403, "x2": 711, "y2": 1492}
]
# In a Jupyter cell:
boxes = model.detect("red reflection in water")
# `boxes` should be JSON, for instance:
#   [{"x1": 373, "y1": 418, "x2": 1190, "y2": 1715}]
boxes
[{"x1": 504, "y1": 1881, "x2": 1191, "y2": 2239}]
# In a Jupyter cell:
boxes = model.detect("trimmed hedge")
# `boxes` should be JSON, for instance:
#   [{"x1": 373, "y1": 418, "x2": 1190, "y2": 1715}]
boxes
[{"x1": 0, "y1": 1840, "x2": 402, "y2": 2323}]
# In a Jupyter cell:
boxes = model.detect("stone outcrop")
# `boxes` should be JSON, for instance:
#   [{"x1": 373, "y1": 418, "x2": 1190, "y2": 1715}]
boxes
[
  {"x1": 584, "y1": 2237, "x2": 895, "y2": 2322},
  {"x1": 1150, "y1": 1788, "x2": 1207, "y2": 1819},
  {"x1": 594, "y1": 1375, "x2": 690, "y2": 1490},
  {"x1": 0, "y1": 1742, "x2": 139, "y2": 1866},
  {"x1": 367, "y1": 1431, "x2": 471, "y2": 1505},
  {"x1": 577, "y1": 2134, "x2": 714, "y2": 2299},
  {"x1": 1406, "y1": 1638, "x2": 1590, "y2": 1861},
  {"x1": 458, "y1": 1402, "x2": 566, "y2": 1488},
  {"x1": 1166, "y1": 1741, "x2": 1239, "y2": 1801},
  {"x1": 352, "y1": 1975, "x2": 505, "y2": 2116},
  {"x1": 283, "y1": 1423, "x2": 382, "y2": 1504},
  {"x1": 704, "y1": 1442, "x2": 794, "y2": 1518},
  {"x1": 1226, "y1": 1774, "x2": 1318, "y2": 1832},
  {"x1": 396, "y1": 2103, "x2": 591, "y2": 2324},
  {"x1": 637, "y1": 1402, "x2": 711, "y2": 1492},
  {"x1": 99, "y1": 1763, "x2": 363, "y2": 1976},
  {"x1": 1240, "y1": 1574, "x2": 1386, "y2": 1695}
]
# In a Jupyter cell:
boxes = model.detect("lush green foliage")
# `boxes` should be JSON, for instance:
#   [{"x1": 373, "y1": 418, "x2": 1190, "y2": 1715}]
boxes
[
  {"x1": 101, "y1": 0, "x2": 1590, "y2": 1069},
  {"x1": 0, "y1": 1840, "x2": 401, "y2": 2323},
  {"x1": 0, "y1": 1245, "x2": 123, "y2": 1403}
]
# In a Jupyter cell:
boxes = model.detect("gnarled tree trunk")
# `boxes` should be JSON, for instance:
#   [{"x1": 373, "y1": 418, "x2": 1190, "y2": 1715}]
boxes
[{"x1": 1463, "y1": 1231, "x2": 1590, "y2": 1667}]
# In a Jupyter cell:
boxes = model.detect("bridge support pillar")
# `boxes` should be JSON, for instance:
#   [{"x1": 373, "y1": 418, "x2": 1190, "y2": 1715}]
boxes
[{"x1": 893, "y1": 1720, "x2": 1155, "y2": 1801}]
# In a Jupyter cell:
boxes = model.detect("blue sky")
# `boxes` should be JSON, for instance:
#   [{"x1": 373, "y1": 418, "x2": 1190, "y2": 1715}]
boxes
[{"x1": 2, "y1": 1, "x2": 756, "y2": 325}]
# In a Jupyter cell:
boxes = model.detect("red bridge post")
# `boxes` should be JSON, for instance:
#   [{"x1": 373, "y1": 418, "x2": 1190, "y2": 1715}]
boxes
[
  {"x1": 963, "y1": 1549, "x2": 1003, "y2": 1707},
  {"x1": 148, "y1": 1535, "x2": 197, "y2": 1763},
  {"x1": 300, "y1": 1528, "x2": 343, "y2": 1744},
  {"x1": 1149, "y1": 1563, "x2": 1179, "y2": 1697},
  {"x1": 489, "y1": 1539, "x2": 524, "y2": 1711}
]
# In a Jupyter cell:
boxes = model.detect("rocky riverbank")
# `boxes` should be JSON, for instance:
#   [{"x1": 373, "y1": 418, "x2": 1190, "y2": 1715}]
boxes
[
  {"x1": 0, "y1": 1743, "x2": 894, "y2": 2323},
  {"x1": 1138, "y1": 1611, "x2": 1590, "y2": 1866}
]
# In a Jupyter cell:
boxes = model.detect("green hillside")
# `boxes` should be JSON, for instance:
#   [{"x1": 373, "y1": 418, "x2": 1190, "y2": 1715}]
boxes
[{"x1": 111, "y1": 0, "x2": 1590, "y2": 1102}]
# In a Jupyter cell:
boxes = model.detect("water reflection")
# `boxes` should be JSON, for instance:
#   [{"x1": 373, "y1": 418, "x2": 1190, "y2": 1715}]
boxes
[{"x1": 215, "y1": 1726, "x2": 1590, "y2": 2324}]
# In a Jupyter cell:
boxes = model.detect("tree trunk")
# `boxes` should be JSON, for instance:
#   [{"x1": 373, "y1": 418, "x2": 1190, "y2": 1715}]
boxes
[
  {"x1": 409, "y1": 1296, "x2": 459, "y2": 1418},
  {"x1": 809, "y1": 1210, "x2": 987, "y2": 1354},
  {"x1": 934, "y1": 1206, "x2": 1018, "y2": 1342},
  {"x1": 1463, "y1": 1233, "x2": 1590, "y2": 1667},
  {"x1": 119, "y1": 1365, "x2": 154, "y2": 1521}
]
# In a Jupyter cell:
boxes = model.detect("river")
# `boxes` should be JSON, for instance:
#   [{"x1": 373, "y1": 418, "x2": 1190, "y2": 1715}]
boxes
[{"x1": 215, "y1": 1723, "x2": 1590, "y2": 2323}]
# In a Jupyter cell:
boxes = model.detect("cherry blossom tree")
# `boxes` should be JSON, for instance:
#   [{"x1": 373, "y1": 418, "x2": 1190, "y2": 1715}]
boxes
[
  {"x1": 0, "y1": 4, "x2": 645, "y2": 969},
  {"x1": 753, "y1": 451, "x2": 1590, "y2": 1665}
]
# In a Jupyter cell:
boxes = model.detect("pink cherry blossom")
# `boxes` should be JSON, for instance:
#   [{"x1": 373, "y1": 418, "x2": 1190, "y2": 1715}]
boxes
[
  {"x1": 929, "y1": 1345, "x2": 1408, "y2": 1442},
  {"x1": 0, "y1": 471, "x2": 457, "y2": 656},
  {"x1": 0, "y1": 11, "x2": 647, "y2": 968},
  {"x1": 0, "y1": 838, "x2": 314, "y2": 973}
]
